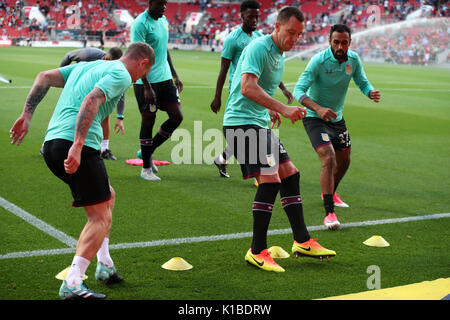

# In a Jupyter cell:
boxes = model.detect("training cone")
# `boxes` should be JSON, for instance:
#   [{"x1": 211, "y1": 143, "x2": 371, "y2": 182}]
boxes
[
  {"x1": 55, "y1": 266, "x2": 88, "y2": 280},
  {"x1": 268, "y1": 246, "x2": 290, "y2": 259},
  {"x1": 161, "y1": 257, "x2": 193, "y2": 271},
  {"x1": 363, "y1": 236, "x2": 390, "y2": 247}
]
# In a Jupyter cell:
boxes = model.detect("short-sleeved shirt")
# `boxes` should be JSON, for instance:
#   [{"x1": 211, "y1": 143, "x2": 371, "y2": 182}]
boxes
[
  {"x1": 223, "y1": 35, "x2": 285, "y2": 129},
  {"x1": 293, "y1": 47, "x2": 374, "y2": 122},
  {"x1": 221, "y1": 27, "x2": 263, "y2": 90},
  {"x1": 130, "y1": 10, "x2": 171, "y2": 84},
  {"x1": 44, "y1": 60, "x2": 132, "y2": 150}
]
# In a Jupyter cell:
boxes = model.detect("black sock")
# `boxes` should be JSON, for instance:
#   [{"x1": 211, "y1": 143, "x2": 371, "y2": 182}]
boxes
[
  {"x1": 140, "y1": 115, "x2": 155, "y2": 169},
  {"x1": 333, "y1": 181, "x2": 340, "y2": 194},
  {"x1": 251, "y1": 182, "x2": 280, "y2": 254},
  {"x1": 280, "y1": 172, "x2": 310, "y2": 243},
  {"x1": 149, "y1": 119, "x2": 179, "y2": 154},
  {"x1": 323, "y1": 194, "x2": 334, "y2": 217}
]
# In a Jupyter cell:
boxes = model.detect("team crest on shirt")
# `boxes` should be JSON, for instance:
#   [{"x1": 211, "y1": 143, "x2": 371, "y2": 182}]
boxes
[
  {"x1": 345, "y1": 63, "x2": 352, "y2": 75},
  {"x1": 321, "y1": 133, "x2": 330, "y2": 142},
  {"x1": 266, "y1": 154, "x2": 276, "y2": 167}
]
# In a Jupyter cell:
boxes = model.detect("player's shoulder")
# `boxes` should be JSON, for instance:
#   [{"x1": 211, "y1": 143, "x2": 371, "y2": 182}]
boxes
[
  {"x1": 248, "y1": 34, "x2": 270, "y2": 50},
  {"x1": 226, "y1": 27, "x2": 242, "y2": 40},
  {"x1": 254, "y1": 30, "x2": 264, "y2": 37},
  {"x1": 137, "y1": 10, "x2": 149, "y2": 20},
  {"x1": 346, "y1": 49, "x2": 361, "y2": 61},
  {"x1": 313, "y1": 47, "x2": 332, "y2": 64}
]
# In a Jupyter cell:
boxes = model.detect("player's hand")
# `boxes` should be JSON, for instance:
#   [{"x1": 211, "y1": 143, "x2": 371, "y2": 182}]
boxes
[
  {"x1": 282, "y1": 88, "x2": 294, "y2": 105},
  {"x1": 174, "y1": 77, "x2": 183, "y2": 93},
  {"x1": 210, "y1": 97, "x2": 221, "y2": 113},
  {"x1": 269, "y1": 109, "x2": 282, "y2": 128},
  {"x1": 10, "y1": 113, "x2": 31, "y2": 146},
  {"x1": 281, "y1": 106, "x2": 307, "y2": 124},
  {"x1": 318, "y1": 107, "x2": 337, "y2": 122},
  {"x1": 114, "y1": 119, "x2": 125, "y2": 135},
  {"x1": 64, "y1": 144, "x2": 82, "y2": 174},
  {"x1": 144, "y1": 85, "x2": 157, "y2": 106},
  {"x1": 369, "y1": 90, "x2": 381, "y2": 103}
]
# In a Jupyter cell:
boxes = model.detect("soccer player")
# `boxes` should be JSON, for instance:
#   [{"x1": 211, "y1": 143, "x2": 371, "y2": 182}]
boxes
[
  {"x1": 293, "y1": 24, "x2": 381, "y2": 230},
  {"x1": 210, "y1": 0, "x2": 294, "y2": 178},
  {"x1": 59, "y1": 47, "x2": 126, "y2": 161},
  {"x1": 10, "y1": 42, "x2": 155, "y2": 299},
  {"x1": 131, "y1": 0, "x2": 183, "y2": 181},
  {"x1": 223, "y1": 6, "x2": 336, "y2": 272}
]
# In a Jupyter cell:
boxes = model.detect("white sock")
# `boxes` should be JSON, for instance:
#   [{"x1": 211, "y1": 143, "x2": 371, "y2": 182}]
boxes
[
  {"x1": 101, "y1": 140, "x2": 109, "y2": 152},
  {"x1": 216, "y1": 153, "x2": 226, "y2": 164},
  {"x1": 96, "y1": 238, "x2": 114, "y2": 268},
  {"x1": 65, "y1": 256, "x2": 90, "y2": 287}
]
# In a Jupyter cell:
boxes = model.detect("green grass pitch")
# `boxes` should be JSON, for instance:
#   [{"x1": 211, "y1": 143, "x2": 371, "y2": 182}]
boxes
[{"x1": 0, "y1": 46, "x2": 449, "y2": 301}]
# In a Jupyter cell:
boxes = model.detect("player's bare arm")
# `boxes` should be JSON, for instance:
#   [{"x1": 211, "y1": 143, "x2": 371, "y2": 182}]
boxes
[
  {"x1": 210, "y1": 57, "x2": 231, "y2": 113},
  {"x1": 64, "y1": 87, "x2": 106, "y2": 174},
  {"x1": 167, "y1": 49, "x2": 183, "y2": 92},
  {"x1": 300, "y1": 96, "x2": 337, "y2": 122},
  {"x1": 278, "y1": 81, "x2": 294, "y2": 104},
  {"x1": 10, "y1": 69, "x2": 65, "y2": 146},
  {"x1": 141, "y1": 76, "x2": 156, "y2": 105},
  {"x1": 241, "y1": 73, "x2": 305, "y2": 124}
]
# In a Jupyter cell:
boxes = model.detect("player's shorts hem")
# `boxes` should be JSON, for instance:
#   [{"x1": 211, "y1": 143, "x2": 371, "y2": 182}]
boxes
[
  {"x1": 314, "y1": 142, "x2": 332, "y2": 150},
  {"x1": 72, "y1": 195, "x2": 112, "y2": 208}
]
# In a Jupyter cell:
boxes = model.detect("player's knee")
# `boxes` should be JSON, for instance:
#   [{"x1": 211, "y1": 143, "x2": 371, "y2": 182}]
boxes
[
  {"x1": 141, "y1": 113, "x2": 155, "y2": 126},
  {"x1": 170, "y1": 111, "x2": 183, "y2": 127},
  {"x1": 109, "y1": 186, "x2": 115, "y2": 205},
  {"x1": 321, "y1": 153, "x2": 336, "y2": 170},
  {"x1": 99, "y1": 209, "x2": 112, "y2": 231}
]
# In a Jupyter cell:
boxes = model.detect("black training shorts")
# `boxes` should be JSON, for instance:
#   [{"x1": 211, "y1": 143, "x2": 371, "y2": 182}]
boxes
[
  {"x1": 133, "y1": 80, "x2": 180, "y2": 114},
  {"x1": 43, "y1": 139, "x2": 111, "y2": 207},
  {"x1": 223, "y1": 125, "x2": 290, "y2": 179},
  {"x1": 302, "y1": 117, "x2": 351, "y2": 151}
]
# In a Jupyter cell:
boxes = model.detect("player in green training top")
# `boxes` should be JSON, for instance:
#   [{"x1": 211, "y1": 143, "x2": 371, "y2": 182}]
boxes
[
  {"x1": 210, "y1": 0, "x2": 293, "y2": 179},
  {"x1": 10, "y1": 42, "x2": 155, "y2": 299},
  {"x1": 293, "y1": 24, "x2": 381, "y2": 230},
  {"x1": 130, "y1": 0, "x2": 183, "y2": 181},
  {"x1": 223, "y1": 6, "x2": 336, "y2": 273}
]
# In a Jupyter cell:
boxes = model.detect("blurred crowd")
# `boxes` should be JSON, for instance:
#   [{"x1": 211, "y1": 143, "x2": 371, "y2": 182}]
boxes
[{"x1": 1, "y1": 0, "x2": 449, "y2": 65}]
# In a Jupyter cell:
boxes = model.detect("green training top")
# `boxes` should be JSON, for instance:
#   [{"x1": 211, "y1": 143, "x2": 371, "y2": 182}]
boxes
[
  {"x1": 223, "y1": 35, "x2": 284, "y2": 129},
  {"x1": 221, "y1": 27, "x2": 263, "y2": 90},
  {"x1": 293, "y1": 47, "x2": 373, "y2": 122},
  {"x1": 130, "y1": 10, "x2": 171, "y2": 84},
  {"x1": 44, "y1": 60, "x2": 132, "y2": 150}
]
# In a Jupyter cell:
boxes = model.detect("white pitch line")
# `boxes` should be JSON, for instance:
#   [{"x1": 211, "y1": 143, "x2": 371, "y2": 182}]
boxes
[
  {"x1": 0, "y1": 212, "x2": 449, "y2": 260},
  {"x1": 0, "y1": 196, "x2": 77, "y2": 248}
]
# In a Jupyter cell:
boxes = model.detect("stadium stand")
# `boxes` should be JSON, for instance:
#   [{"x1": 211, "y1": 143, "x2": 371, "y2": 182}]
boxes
[{"x1": 1, "y1": 0, "x2": 448, "y2": 64}]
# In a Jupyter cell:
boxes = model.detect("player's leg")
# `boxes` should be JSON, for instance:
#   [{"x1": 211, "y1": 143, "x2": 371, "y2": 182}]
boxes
[
  {"x1": 331, "y1": 121, "x2": 351, "y2": 207},
  {"x1": 100, "y1": 116, "x2": 117, "y2": 160},
  {"x1": 214, "y1": 146, "x2": 231, "y2": 178},
  {"x1": 95, "y1": 185, "x2": 123, "y2": 284},
  {"x1": 278, "y1": 160, "x2": 310, "y2": 244},
  {"x1": 278, "y1": 155, "x2": 336, "y2": 261},
  {"x1": 302, "y1": 118, "x2": 340, "y2": 229},
  {"x1": 149, "y1": 102, "x2": 182, "y2": 155},
  {"x1": 133, "y1": 84, "x2": 159, "y2": 180},
  {"x1": 225, "y1": 126, "x2": 283, "y2": 272},
  {"x1": 333, "y1": 146, "x2": 351, "y2": 207},
  {"x1": 316, "y1": 144, "x2": 337, "y2": 211},
  {"x1": 147, "y1": 80, "x2": 182, "y2": 159}
]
